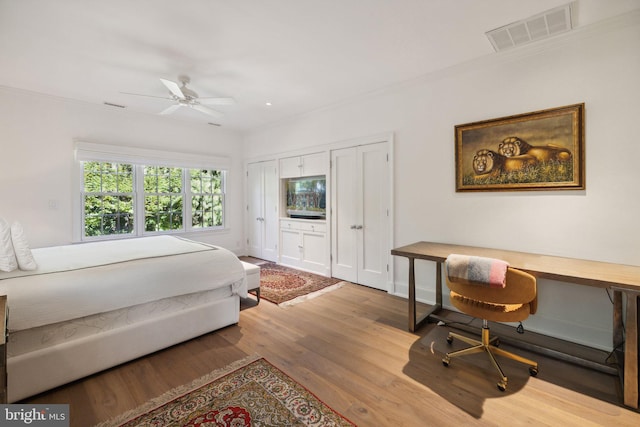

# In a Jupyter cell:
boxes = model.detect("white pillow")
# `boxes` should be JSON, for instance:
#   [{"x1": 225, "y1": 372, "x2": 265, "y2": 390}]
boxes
[
  {"x1": 11, "y1": 222, "x2": 37, "y2": 271},
  {"x1": 0, "y1": 218, "x2": 18, "y2": 272}
]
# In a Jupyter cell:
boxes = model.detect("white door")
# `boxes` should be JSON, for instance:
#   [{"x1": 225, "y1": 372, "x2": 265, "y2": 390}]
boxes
[
  {"x1": 247, "y1": 161, "x2": 278, "y2": 261},
  {"x1": 331, "y1": 148, "x2": 359, "y2": 283},
  {"x1": 331, "y1": 142, "x2": 389, "y2": 290}
]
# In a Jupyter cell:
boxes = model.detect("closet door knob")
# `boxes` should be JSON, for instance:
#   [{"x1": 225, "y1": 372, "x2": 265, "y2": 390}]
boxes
[
  {"x1": 356, "y1": 225, "x2": 363, "y2": 229},
  {"x1": 350, "y1": 225, "x2": 357, "y2": 229}
]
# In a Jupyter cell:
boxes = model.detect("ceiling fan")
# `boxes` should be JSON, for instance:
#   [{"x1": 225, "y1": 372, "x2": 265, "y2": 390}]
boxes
[{"x1": 122, "y1": 75, "x2": 235, "y2": 118}]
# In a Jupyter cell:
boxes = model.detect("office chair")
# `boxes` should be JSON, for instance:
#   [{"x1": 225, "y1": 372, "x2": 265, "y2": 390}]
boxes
[{"x1": 441, "y1": 255, "x2": 539, "y2": 391}]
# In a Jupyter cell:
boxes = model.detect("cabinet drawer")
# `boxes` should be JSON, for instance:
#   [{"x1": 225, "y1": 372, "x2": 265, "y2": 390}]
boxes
[{"x1": 280, "y1": 220, "x2": 326, "y2": 233}]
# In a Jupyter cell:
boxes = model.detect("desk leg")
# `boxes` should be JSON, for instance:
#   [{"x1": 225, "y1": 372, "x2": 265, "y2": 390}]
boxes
[
  {"x1": 613, "y1": 289, "x2": 639, "y2": 409},
  {"x1": 624, "y1": 291, "x2": 639, "y2": 408},
  {"x1": 407, "y1": 257, "x2": 442, "y2": 333},
  {"x1": 408, "y1": 257, "x2": 416, "y2": 332},
  {"x1": 435, "y1": 261, "x2": 442, "y2": 311},
  {"x1": 613, "y1": 291, "x2": 624, "y2": 352}
]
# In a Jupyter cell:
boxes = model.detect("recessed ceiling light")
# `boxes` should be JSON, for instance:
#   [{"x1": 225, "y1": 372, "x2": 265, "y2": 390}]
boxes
[{"x1": 265, "y1": 102, "x2": 272, "y2": 106}]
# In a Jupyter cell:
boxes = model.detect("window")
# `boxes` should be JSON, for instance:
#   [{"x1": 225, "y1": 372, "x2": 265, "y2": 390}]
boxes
[
  {"x1": 83, "y1": 162, "x2": 135, "y2": 237},
  {"x1": 144, "y1": 166, "x2": 183, "y2": 232},
  {"x1": 80, "y1": 161, "x2": 226, "y2": 240},
  {"x1": 190, "y1": 169, "x2": 224, "y2": 228}
]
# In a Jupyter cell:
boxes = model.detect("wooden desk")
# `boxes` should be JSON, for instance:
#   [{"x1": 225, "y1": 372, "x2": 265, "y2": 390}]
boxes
[{"x1": 391, "y1": 241, "x2": 640, "y2": 409}]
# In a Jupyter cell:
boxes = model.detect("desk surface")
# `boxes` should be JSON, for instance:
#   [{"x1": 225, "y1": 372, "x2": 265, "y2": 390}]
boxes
[{"x1": 391, "y1": 241, "x2": 640, "y2": 291}]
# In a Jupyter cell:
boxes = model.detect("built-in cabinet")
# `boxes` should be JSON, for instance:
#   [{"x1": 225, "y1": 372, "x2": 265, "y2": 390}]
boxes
[
  {"x1": 246, "y1": 136, "x2": 392, "y2": 285},
  {"x1": 279, "y1": 219, "x2": 328, "y2": 275},
  {"x1": 247, "y1": 160, "x2": 279, "y2": 261},
  {"x1": 279, "y1": 152, "x2": 326, "y2": 178},
  {"x1": 331, "y1": 142, "x2": 390, "y2": 290}
]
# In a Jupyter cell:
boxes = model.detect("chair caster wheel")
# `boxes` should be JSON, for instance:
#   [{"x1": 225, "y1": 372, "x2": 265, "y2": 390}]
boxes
[
  {"x1": 446, "y1": 335, "x2": 453, "y2": 344},
  {"x1": 497, "y1": 381, "x2": 507, "y2": 392},
  {"x1": 529, "y1": 366, "x2": 539, "y2": 377},
  {"x1": 442, "y1": 357, "x2": 450, "y2": 367}
]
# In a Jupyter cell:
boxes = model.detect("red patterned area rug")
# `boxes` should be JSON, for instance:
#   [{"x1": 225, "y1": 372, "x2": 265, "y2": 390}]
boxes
[
  {"x1": 96, "y1": 355, "x2": 356, "y2": 427},
  {"x1": 257, "y1": 263, "x2": 345, "y2": 306}
]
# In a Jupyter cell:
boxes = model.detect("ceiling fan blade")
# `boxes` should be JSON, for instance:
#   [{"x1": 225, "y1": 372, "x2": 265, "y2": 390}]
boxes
[
  {"x1": 190, "y1": 104, "x2": 223, "y2": 118},
  {"x1": 120, "y1": 92, "x2": 172, "y2": 100},
  {"x1": 159, "y1": 104, "x2": 182, "y2": 115},
  {"x1": 160, "y1": 78, "x2": 185, "y2": 99},
  {"x1": 199, "y1": 97, "x2": 236, "y2": 106}
]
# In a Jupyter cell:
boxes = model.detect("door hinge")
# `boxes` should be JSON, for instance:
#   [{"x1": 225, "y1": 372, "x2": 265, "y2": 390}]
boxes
[
  {"x1": 386, "y1": 264, "x2": 389, "y2": 272},
  {"x1": 246, "y1": 239, "x2": 249, "y2": 244},
  {"x1": 386, "y1": 153, "x2": 389, "y2": 162}
]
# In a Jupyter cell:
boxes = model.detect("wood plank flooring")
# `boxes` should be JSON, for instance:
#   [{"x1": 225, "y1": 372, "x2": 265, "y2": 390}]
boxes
[{"x1": 25, "y1": 283, "x2": 640, "y2": 426}]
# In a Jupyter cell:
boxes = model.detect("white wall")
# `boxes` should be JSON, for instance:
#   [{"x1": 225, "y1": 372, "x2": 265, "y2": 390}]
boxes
[
  {"x1": 244, "y1": 12, "x2": 640, "y2": 350},
  {"x1": 0, "y1": 88, "x2": 245, "y2": 253}
]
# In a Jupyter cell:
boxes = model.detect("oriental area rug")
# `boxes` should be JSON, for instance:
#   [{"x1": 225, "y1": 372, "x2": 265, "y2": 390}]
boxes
[
  {"x1": 96, "y1": 355, "x2": 356, "y2": 427},
  {"x1": 256, "y1": 263, "x2": 345, "y2": 306}
]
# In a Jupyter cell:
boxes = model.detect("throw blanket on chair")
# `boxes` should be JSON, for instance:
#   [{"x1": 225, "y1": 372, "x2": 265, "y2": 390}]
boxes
[{"x1": 445, "y1": 254, "x2": 509, "y2": 288}]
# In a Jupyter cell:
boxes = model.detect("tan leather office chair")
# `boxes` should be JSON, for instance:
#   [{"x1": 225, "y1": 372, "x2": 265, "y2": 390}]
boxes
[{"x1": 442, "y1": 264, "x2": 539, "y2": 391}]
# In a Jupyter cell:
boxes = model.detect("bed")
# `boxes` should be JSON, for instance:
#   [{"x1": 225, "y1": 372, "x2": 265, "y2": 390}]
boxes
[{"x1": 0, "y1": 235, "x2": 247, "y2": 403}]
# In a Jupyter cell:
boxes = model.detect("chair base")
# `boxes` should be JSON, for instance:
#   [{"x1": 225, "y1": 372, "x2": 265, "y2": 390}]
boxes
[{"x1": 442, "y1": 323, "x2": 538, "y2": 391}]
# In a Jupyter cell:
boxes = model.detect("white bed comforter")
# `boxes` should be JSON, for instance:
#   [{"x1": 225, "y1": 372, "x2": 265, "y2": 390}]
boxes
[{"x1": 0, "y1": 236, "x2": 246, "y2": 331}]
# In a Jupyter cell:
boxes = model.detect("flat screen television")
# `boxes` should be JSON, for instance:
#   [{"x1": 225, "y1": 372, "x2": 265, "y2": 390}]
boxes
[{"x1": 285, "y1": 175, "x2": 326, "y2": 219}]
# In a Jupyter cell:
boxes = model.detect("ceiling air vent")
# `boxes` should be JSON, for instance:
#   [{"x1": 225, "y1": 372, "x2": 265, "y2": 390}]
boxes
[
  {"x1": 486, "y1": 3, "x2": 573, "y2": 52},
  {"x1": 103, "y1": 101, "x2": 126, "y2": 108}
]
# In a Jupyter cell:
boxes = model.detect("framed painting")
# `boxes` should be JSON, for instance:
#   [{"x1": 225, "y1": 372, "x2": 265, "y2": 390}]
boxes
[{"x1": 455, "y1": 103, "x2": 585, "y2": 192}]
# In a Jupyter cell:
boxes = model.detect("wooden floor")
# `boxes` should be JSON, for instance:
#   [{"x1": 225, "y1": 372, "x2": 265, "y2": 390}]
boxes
[{"x1": 26, "y1": 283, "x2": 640, "y2": 426}]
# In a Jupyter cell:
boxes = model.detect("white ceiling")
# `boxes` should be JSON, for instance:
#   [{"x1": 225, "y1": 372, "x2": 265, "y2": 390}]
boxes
[{"x1": 1, "y1": 0, "x2": 639, "y2": 131}]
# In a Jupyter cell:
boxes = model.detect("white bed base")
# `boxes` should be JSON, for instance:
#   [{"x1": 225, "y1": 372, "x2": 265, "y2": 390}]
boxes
[{"x1": 8, "y1": 294, "x2": 239, "y2": 403}]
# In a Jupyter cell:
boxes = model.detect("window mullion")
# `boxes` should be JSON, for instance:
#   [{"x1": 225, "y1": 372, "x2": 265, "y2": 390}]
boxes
[
  {"x1": 134, "y1": 165, "x2": 144, "y2": 237},
  {"x1": 184, "y1": 168, "x2": 192, "y2": 232}
]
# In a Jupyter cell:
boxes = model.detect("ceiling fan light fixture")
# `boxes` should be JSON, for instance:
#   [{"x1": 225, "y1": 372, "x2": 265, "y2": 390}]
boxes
[{"x1": 121, "y1": 75, "x2": 235, "y2": 119}]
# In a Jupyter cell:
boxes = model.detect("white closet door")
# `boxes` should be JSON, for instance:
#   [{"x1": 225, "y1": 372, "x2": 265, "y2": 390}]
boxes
[
  {"x1": 262, "y1": 161, "x2": 279, "y2": 261},
  {"x1": 331, "y1": 146, "x2": 359, "y2": 283},
  {"x1": 357, "y1": 143, "x2": 389, "y2": 289},
  {"x1": 331, "y1": 142, "x2": 389, "y2": 290},
  {"x1": 247, "y1": 160, "x2": 278, "y2": 261},
  {"x1": 247, "y1": 162, "x2": 263, "y2": 258}
]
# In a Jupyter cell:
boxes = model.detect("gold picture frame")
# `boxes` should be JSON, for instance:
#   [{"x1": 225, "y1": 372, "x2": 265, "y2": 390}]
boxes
[{"x1": 455, "y1": 103, "x2": 585, "y2": 192}]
